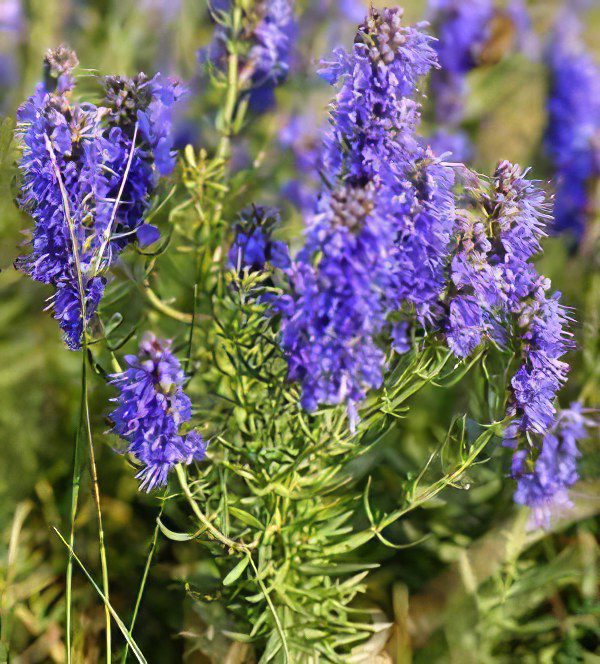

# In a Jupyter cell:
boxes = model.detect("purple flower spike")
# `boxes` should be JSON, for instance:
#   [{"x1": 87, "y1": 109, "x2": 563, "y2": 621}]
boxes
[
  {"x1": 512, "y1": 404, "x2": 591, "y2": 530},
  {"x1": 545, "y1": 8, "x2": 600, "y2": 240},
  {"x1": 249, "y1": 0, "x2": 295, "y2": 88},
  {"x1": 110, "y1": 334, "x2": 207, "y2": 491},
  {"x1": 15, "y1": 48, "x2": 186, "y2": 349},
  {"x1": 446, "y1": 162, "x2": 574, "y2": 444},
  {"x1": 278, "y1": 11, "x2": 457, "y2": 427}
]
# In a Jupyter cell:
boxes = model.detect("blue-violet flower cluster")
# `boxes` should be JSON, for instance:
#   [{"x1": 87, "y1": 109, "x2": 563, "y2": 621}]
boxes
[
  {"x1": 228, "y1": 206, "x2": 290, "y2": 272},
  {"x1": 278, "y1": 10, "x2": 456, "y2": 426},
  {"x1": 444, "y1": 160, "x2": 579, "y2": 525},
  {"x1": 278, "y1": 184, "x2": 394, "y2": 428},
  {"x1": 447, "y1": 162, "x2": 573, "y2": 427},
  {"x1": 15, "y1": 47, "x2": 185, "y2": 349},
  {"x1": 545, "y1": 9, "x2": 600, "y2": 240},
  {"x1": 512, "y1": 403, "x2": 590, "y2": 529},
  {"x1": 110, "y1": 334, "x2": 206, "y2": 491}
]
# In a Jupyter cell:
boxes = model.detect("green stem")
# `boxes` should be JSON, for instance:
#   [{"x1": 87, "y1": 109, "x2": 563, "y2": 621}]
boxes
[
  {"x1": 247, "y1": 556, "x2": 290, "y2": 664},
  {"x1": 175, "y1": 464, "x2": 250, "y2": 552},
  {"x1": 378, "y1": 423, "x2": 502, "y2": 532},
  {"x1": 186, "y1": 266, "x2": 201, "y2": 371},
  {"x1": 82, "y1": 347, "x2": 112, "y2": 661},
  {"x1": 65, "y1": 353, "x2": 86, "y2": 663},
  {"x1": 120, "y1": 504, "x2": 164, "y2": 664},
  {"x1": 144, "y1": 284, "x2": 195, "y2": 323},
  {"x1": 54, "y1": 529, "x2": 146, "y2": 664},
  {"x1": 176, "y1": 465, "x2": 288, "y2": 663},
  {"x1": 215, "y1": 7, "x2": 241, "y2": 163},
  {"x1": 187, "y1": 7, "x2": 243, "y2": 367}
]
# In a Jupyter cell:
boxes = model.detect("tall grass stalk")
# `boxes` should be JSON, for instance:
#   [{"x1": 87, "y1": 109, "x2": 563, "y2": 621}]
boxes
[
  {"x1": 120, "y1": 502, "x2": 163, "y2": 664},
  {"x1": 65, "y1": 353, "x2": 86, "y2": 663},
  {"x1": 46, "y1": 137, "x2": 112, "y2": 661}
]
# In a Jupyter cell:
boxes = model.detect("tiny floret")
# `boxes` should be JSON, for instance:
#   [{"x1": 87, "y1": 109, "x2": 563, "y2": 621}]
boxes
[{"x1": 228, "y1": 206, "x2": 290, "y2": 272}]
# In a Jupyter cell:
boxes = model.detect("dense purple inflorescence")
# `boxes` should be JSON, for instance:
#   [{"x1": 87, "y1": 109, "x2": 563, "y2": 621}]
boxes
[
  {"x1": 512, "y1": 403, "x2": 590, "y2": 529},
  {"x1": 389, "y1": 153, "x2": 456, "y2": 324},
  {"x1": 272, "y1": 9, "x2": 583, "y2": 526},
  {"x1": 98, "y1": 72, "x2": 186, "y2": 258},
  {"x1": 249, "y1": 0, "x2": 295, "y2": 86},
  {"x1": 110, "y1": 334, "x2": 206, "y2": 491},
  {"x1": 443, "y1": 160, "x2": 581, "y2": 526},
  {"x1": 545, "y1": 9, "x2": 600, "y2": 240},
  {"x1": 278, "y1": 183, "x2": 395, "y2": 428},
  {"x1": 446, "y1": 162, "x2": 551, "y2": 356},
  {"x1": 278, "y1": 10, "x2": 456, "y2": 426},
  {"x1": 319, "y1": 8, "x2": 438, "y2": 182},
  {"x1": 447, "y1": 162, "x2": 574, "y2": 432},
  {"x1": 15, "y1": 47, "x2": 185, "y2": 349}
]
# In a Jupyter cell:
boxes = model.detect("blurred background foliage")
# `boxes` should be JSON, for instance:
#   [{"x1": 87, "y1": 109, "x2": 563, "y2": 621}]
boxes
[{"x1": 0, "y1": 0, "x2": 598, "y2": 661}]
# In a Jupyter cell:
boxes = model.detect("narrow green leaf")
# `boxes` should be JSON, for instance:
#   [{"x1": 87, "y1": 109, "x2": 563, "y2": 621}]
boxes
[
  {"x1": 262, "y1": 630, "x2": 283, "y2": 663},
  {"x1": 53, "y1": 528, "x2": 147, "y2": 664},
  {"x1": 228, "y1": 506, "x2": 264, "y2": 530},
  {"x1": 323, "y1": 530, "x2": 374, "y2": 556},
  {"x1": 156, "y1": 517, "x2": 206, "y2": 542},
  {"x1": 223, "y1": 556, "x2": 250, "y2": 586},
  {"x1": 298, "y1": 562, "x2": 379, "y2": 576},
  {"x1": 221, "y1": 631, "x2": 254, "y2": 643}
]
